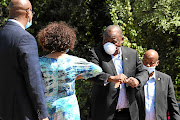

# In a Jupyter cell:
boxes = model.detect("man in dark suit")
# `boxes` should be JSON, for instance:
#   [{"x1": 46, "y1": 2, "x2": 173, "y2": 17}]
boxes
[
  {"x1": 136, "y1": 49, "x2": 180, "y2": 120},
  {"x1": 0, "y1": 0, "x2": 48, "y2": 120},
  {"x1": 88, "y1": 25, "x2": 148, "y2": 120}
]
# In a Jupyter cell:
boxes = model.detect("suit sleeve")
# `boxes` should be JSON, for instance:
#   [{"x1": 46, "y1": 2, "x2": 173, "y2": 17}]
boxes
[
  {"x1": 88, "y1": 48, "x2": 111, "y2": 85},
  {"x1": 17, "y1": 35, "x2": 48, "y2": 119},
  {"x1": 135, "y1": 51, "x2": 148, "y2": 90},
  {"x1": 167, "y1": 76, "x2": 180, "y2": 120}
]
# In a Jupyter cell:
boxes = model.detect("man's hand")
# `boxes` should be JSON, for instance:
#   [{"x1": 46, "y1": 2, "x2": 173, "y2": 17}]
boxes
[
  {"x1": 108, "y1": 74, "x2": 127, "y2": 84},
  {"x1": 108, "y1": 74, "x2": 127, "y2": 88},
  {"x1": 40, "y1": 117, "x2": 49, "y2": 120},
  {"x1": 125, "y1": 77, "x2": 139, "y2": 88}
]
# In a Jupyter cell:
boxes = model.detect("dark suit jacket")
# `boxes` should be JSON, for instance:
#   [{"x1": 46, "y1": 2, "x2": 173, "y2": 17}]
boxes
[
  {"x1": 88, "y1": 45, "x2": 148, "y2": 120},
  {"x1": 136, "y1": 71, "x2": 180, "y2": 120},
  {"x1": 0, "y1": 21, "x2": 48, "y2": 120}
]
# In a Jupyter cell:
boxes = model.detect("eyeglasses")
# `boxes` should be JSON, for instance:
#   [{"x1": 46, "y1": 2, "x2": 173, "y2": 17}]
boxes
[{"x1": 26, "y1": 8, "x2": 35, "y2": 15}]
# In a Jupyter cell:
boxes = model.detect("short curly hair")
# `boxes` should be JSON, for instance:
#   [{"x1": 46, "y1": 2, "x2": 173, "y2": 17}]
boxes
[{"x1": 38, "y1": 21, "x2": 76, "y2": 52}]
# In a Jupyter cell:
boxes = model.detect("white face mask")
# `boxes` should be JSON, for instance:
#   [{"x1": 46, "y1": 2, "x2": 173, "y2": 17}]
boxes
[
  {"x1": 103, "y1": 42, "x2": 117, "y2": 55},
  {"x1": 143, "y1": 65, "x2": 156, "y2": 74}
]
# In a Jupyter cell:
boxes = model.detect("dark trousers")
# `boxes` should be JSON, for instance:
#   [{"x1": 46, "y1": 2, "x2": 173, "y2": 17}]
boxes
[{"x1": 113, "y1": 108, "x2": 131, "y2": 120}]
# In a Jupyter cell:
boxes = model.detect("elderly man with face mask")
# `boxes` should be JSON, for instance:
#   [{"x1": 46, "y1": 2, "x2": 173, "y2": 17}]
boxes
[
  {"x1": 88, "y1": 25, "x2": 148, "y2": 120},
  {"x1": 0, "y1": 0, "x2": 48, "y2": 120},
  {"x1": 136, "y1": 49, "x2": 180, "y2": 120}
]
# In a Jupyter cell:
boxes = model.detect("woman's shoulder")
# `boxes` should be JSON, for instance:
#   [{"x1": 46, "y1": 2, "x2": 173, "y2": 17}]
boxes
[
  {"x1": 67, "y1": 55, "x2": 88, "y2": 62},
  {"x1": 39, "y1": 56, "x2": 51, "y2": 62},
  {"x1": 39, "y1": 57, "x2": 47, "y2": 66},
  {"x1": 39, "y1": 56, "x2": 56, "y2": 66}
]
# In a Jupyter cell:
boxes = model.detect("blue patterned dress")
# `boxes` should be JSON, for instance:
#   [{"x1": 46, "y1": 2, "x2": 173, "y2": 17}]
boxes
[{"x1": 39, "y1": 55, "x2": 102, "y2": 120}]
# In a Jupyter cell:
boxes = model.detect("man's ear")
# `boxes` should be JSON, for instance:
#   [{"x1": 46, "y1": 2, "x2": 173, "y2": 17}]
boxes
[
  {"x1": 122, "y1": 36, "x2": 124, "y2": 41},
  {"x1": 120, "y1": 36, "x2": 124, "y2": 45},
  {"x1": 156, "y1": 60, "x2": 159, "y2": 66}
]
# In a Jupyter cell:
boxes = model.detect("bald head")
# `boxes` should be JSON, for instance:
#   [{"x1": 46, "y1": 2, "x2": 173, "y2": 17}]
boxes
[
  {"x1": 8, "y1": 0, "x2": 33, "y2": 28},
  {"x1": 106, "y1": 25, "x2": 122, "y2": 33},
  {"x1": 143, "y1": 49, "x2": 159, "y2": 67},
  {"x1": 144, "y1": 49, "x2": 159, "y2": 60},
  {"x1": 9, "y1": 0, "x2": 32, "y2": 19},
  {"x1": 103, "y1": 25, "x2": 122, "y2": 40},
  {"x1": 9, "y1": 0, "x2": 31, "y2": 9}
]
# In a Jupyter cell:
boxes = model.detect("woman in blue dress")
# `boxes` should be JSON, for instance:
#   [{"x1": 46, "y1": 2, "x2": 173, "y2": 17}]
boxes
[{"x1": 37, "y1": 21, "x2": 102, "y2": 120}]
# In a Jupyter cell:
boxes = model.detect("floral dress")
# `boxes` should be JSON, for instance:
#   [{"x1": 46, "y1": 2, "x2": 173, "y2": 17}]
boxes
[{"x1": 39, "y1": 55, "x2": 102, "y2": 120}]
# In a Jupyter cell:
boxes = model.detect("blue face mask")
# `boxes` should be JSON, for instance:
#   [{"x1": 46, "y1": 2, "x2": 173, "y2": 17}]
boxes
[
  {"x1": 25, "y1": 19, "x2": 32, "y2": 29},
  {"x1": 143, "y1": 65, "x2": 156, "y2": 74},
  {"x1": 65, "y1": 49, "x2": 69, "y2": 53}
]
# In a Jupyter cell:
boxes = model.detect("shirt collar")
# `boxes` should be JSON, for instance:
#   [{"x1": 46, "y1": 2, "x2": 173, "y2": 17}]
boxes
[
  {"x1": 111, "y1": 47, "x2": 122, "y2": 59},
  {"x1": 8, "y1": 19, "x2": 25, "y2": 30},
  {"x1": 118, "y1": 47, "x2": 122, "y2": 56}
]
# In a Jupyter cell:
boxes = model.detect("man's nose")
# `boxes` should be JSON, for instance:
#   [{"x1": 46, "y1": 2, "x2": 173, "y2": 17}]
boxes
[
  {"x1": 146, "y1": 64, "x2": 151, "y2": 67},
  {"x1": 113, "y1": 39, "x2": 119, "y2": 44}
]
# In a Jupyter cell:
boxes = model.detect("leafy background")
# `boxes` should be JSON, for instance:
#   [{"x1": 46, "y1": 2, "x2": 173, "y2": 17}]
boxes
[{"x1": 1, "y1": 0, "x2": 179, "y2": 119}]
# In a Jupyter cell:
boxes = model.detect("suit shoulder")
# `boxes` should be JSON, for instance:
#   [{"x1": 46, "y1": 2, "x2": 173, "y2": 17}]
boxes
[
  {"x1": 92, "y1": 45, "x2": 103, "y2": 51},
  {"x1": 156, "y1": 71, "x2": 171, "y2": 79},
  {"x1": 67, "y1": 55, "x2": 88, "y2": 62},
  {"x1": 90, "y1": 45, "x2": 104, "y2": 55},
  {"x1": 122, "y1": 46, "x2": 137, "y2": 53},
  {"x1": 14, "y1": 27, "x2": 34, "y2": 39},
  {"x1": 2, "y1": 22, "x2": 34, "y2": 39}
]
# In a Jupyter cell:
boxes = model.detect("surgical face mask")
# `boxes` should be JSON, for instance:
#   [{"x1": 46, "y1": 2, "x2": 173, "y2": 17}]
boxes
[
  {"x1": 103, "y1": 42, "x2": 117, "y2": 55},
  {"x1": 25, "y1": 18, "x2": 32, "y2": 29},
  {"x1": 143, "y1": 65, "x2": 156, "y2": 74},
  {"x1": 65, "y1": 49, "x2": 69, "y2": 53}
]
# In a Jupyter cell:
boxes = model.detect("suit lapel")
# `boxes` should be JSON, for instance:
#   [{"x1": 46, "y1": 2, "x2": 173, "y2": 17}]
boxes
[
  {"x1": 121, "y1": 47, "x2": 129, "y2": 76},
  {"x1": 108, "y1": 58, "x2": 117, "y2": 75},
  {"x1": 121, "y1": 47, "x2": 129, "y2": 87},
  {"x1": 155, "y1": 71, "x2": 161, "y2": 112},
  {"x1": 140, "y1": 87, "x2": 145, "y2": 105},
  {"x1": 139, "y1": 87, "x2": 146, "y2": 116}
]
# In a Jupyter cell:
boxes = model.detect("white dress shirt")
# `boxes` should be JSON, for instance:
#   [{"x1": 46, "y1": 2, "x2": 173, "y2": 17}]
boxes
[
  {"x1": 8, "y1": 19, "x2": 25, "y2": 29},
  {"x1": 111, "y1": 48, "x2": 129, "y2": 110},
  {"x1": 144, "y1": 72, "x2": 156, "y2": 120}
]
